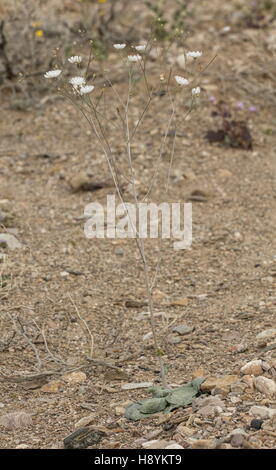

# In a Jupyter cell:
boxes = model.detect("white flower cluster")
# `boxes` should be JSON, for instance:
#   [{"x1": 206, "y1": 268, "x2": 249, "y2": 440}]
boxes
[
  {"x1": 127, "y1": 55, "x2": 142, "y2": 62},
  {"x1": 79, "y1": 85, "x2": 95, "y2": 95},
  {"x1": 44, "y1": 69, "x2": 62, "y2": 78},
  {"x1": 45, "y1": 46, "x2": 203, "y2": 98},
  {"x1": 113, "y1": 43, "x2": 126, "y2": 50},
  {"x1": 134, "y1": 45, "x2": 146, "y2": 52},
  {"x1": 192, "y1": 87, "x2": 200, "y2": 95},
  {"x1": 174, "y1": 51, "x2": 203, "y2": 94},
  {"x1": 186, "y1": 51, "x2": 202, "y2": 58},
  {"x1": 113, "y1": 43, "x2": 146, "y2": 60},
  {"x1": 69, "y1": 76, "x2": 94, "y2": 95},
  {"x1": 113, "y1": 43, "x2": 146, "y2": 53},
  {"x1": 44, "y1": 68, "x2": 94, "y2": 96},
  {"x1": 68, "y1": 56, "x2": 82, "y2": 64},
  {"x1": 174, "y1": 75, "x2": 189, "y2": 86},
  {"x1": 69, "y1": 76, "x2": 86, "y2": 88}
]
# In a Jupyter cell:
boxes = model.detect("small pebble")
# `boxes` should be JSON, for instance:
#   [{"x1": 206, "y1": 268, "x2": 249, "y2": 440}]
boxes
[
  {"x1": 231, "y1": 433, "x2": 244, "y2": 448},
  {"x1": 250, "y1": 419, "x2": 263, "y2": 430},
  {"x1": 172, "y1": 325, "x2": 195, "y2": 336},
  {"x1": 114, "y1": 248, "x2": 124, "y2": 256},
  {"x1": 15, "y1": 444, "x2": 29, "y2": 449}
]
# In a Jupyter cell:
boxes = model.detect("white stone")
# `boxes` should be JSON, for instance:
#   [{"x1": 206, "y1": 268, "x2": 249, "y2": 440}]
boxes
[
  {"x1": 229, "y1": 428, "x2": 248, "y2": 437},
  {"x1": 254, "y1": 376, "x2": 276, "y2": 396},
  {"x1": 256, "y1": 329, "x2": 276, "y2": 340},
  {"x1": 121, "y1": 382, "x2": 153, "y2": 390},
  {"x1": 240, "y1": 359, "x2": 263, "y2": 376},
  {"x1": 115, "y1": 406, "x2": 125, "y2": 416},
  {"x1": 249, "y1": 406, "x2": 276, "y2": 420},
  {"x1": 0, "y1": 233, "x2": 21, "y2": 250},
  {"x1": 142, "y1": 439, "x2": 174, "y2": 449},
  {"x1": 165, "y1": 443, "x2": 184, "y2": 449}
]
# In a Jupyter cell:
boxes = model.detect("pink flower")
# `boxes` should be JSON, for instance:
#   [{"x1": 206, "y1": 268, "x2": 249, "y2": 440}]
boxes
[
  {"x1": 236, "y1": 101, "x2": 245, "y2": 109},
  {"x1": 248, "y1": 106, "x2": 257, "y2": 112}
]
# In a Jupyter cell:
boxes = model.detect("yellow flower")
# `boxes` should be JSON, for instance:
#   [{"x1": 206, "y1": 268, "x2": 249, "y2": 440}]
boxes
[
  {"x1": 98, "y1": 0, "x2": 107, "y2": 3},
  {"x1": 35, "y1": 30, "x2": 44, "y2": 38}
]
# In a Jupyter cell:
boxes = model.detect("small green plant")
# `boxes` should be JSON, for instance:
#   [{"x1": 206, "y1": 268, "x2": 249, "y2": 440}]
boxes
[{"x1": 145, "y1": 0, "x2": 191, "y2": 41}]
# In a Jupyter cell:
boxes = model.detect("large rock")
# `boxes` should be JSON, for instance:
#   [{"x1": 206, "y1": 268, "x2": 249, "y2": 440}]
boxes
[
  {"x1": 200, "y1": 375, "x2": 239, "y2": 393},
  {"x1": 249, "y1": 406, "x2": 276, "y2": 420},
  {"x1": 256, "y1": 329, "x2": 276, "y2": 340},
  {"x1": 172, "y1": 325, "x2": 195, "y2": 336},
  {"x1": 0, "y1": 233, "x2": 21, "y2": 250},
  {"x1": 64, "y1": 426, "x2": 105, "y2": 449},
  {"x1": 240, "y1": 359, "x2": 263, "y2": 376},
  {"x1": 223, "y1": 428, "x2": 248, "y2": 448},
  {"x1": 254, "y1": 376, "x2": 276, "y2": 396}
]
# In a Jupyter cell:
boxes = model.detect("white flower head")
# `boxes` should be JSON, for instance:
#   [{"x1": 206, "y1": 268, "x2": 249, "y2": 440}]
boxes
[
  {"x1": 44, "y1": 69, "x2": 62, "y2": 78},
  {"x1": 68, "y1": 56, "x2": 82, "y2": 64},
  {"x1": 135, "y1": 45, "x2": 146, "y2": 52},
  {"x1": 79, "y1": 85, "x2": 95, "y2": 95},
  {"x1": 69, "y1": 76, "x2": 86, "y2": 89},
  {"x1": 186, "y1": 51, "x2": 202, "y2": 59},
  {"x1": 192, "y1": 86, "x2": 201, "y2": 95},
  {"x1": 128, "y1": 54, "x2": 142, "y2": 62},
  {"x1": 174, "y1": 75, "x2": 189, "y2": 86},
  {"x1": 113, "y1": 43, "x2": 126, "y2": 50}
]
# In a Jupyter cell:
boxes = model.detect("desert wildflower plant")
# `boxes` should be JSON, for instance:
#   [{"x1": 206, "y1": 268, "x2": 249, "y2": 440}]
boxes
[{"x1": 43, "y1": 37, "x2": 209, "y2": 388}]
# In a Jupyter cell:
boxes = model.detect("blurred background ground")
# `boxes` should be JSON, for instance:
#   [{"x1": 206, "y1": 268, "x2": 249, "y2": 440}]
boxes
[{"x1": 0, "y1": 0, "x2": 276, "y2": 449}]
